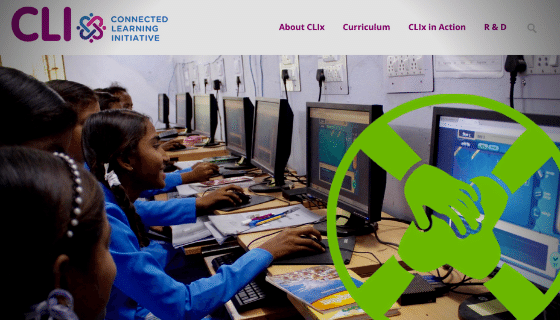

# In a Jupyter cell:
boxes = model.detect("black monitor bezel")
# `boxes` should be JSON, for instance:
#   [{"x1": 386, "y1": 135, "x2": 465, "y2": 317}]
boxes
[
  {"x1": 222, "y1": 96, "x2": 254, "y2": 159},
  {"x1": 250, "y1": 97, "x2": 293, "y2": 187},
  {"x1": 175, "y1": 92, "x2": 193, "y2": 131},
  {"x1": 306, "y1": 102, "x2": 385, "y2": 224},
  {"x1": 158, "y1": 93, "x2": 169, "y2": 127},
  {"x1": 429, "y1": 106, "x2": 560, "y2": 291},
  {"x1": 192, "y1": 94, "x2": 218, "y2": 142}
]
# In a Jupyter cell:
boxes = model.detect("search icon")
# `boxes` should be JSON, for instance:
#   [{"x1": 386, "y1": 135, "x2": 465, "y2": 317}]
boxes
[{"x1": 528, "y1": 23, "x2": 537, "y2": 33}]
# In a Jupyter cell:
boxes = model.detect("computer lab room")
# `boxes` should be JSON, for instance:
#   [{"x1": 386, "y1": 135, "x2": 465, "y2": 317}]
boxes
[{"x1": 3, "y1": 55, "x2": 559, "y2": 320}]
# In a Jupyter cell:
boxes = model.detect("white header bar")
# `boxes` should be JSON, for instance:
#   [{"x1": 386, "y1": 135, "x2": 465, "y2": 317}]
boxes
[{"x1": 0, "y1": 0, "x2": 559, "y2": 55}]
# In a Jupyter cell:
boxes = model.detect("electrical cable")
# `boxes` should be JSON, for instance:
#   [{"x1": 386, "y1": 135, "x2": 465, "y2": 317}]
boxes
[
  {"x1": 249, "y1": 55, "x2": 257, "y2": 97},
  {"x1": 260, "y1": 55, "x2": 264, "y2": 96},
  {"x1": 283, "y1": 77, "x2": 289, "y2": 103},
  {"x1": 316, "y1": 69, "x2": 325, "y2": 102},
  {"x1": 440, "y1": 267, "x2": 454, "y2": 281},
  {"x1": 504, "y1": 55, "x2": 527, "y2": 109},
  {"x1": 246, "y1": 230, "x2": 283, "y2": 249},
  {"x1": 381, "y1": 217, "x2": 412, "y2": 225},
  {"x1": 349, "y1": 249, "x2": 383, "y2": 266},
  {"x1": 236, "y1": 76, "x2": 241, "y2": 97},
  {"x1": 373, "y1": 228, "x2": 400, "y2": 250}
]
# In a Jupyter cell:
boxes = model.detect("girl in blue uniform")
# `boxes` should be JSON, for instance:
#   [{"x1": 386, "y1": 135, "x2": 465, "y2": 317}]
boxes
[
  {"x1": 82, "y1": 109, "x2": 325, "y2": 320},
  {"x1": 2, "y1": 146, "x2": 116, "y2": 320},
  {"x1": 45, "y1": 79, "x2": 218, "y2": 224}
]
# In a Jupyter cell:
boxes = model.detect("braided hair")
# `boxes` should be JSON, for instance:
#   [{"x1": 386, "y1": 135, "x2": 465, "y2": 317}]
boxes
[{"x1": 82, "y1": 109, "x2": 151, "y2": 247}]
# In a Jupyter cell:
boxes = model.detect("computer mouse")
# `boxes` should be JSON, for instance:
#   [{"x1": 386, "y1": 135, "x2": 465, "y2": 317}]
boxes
[
  {"x1": 300, "y1": 235, "x2": 327, "y2": 250},
  {"x1": 232, "y1": 191, "x2": 251, "y2": 205},
  {"x1": 168, "y1": 144, "x2": 187, "y2": 151}
]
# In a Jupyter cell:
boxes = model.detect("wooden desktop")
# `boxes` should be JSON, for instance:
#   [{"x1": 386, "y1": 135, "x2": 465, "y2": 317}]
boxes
[
  {"x1": 158, "y1": 148, "x2": 487, "y2": 319},
  {"x1": 235, "y1": 212, "x2": 489, "y2": 320}
]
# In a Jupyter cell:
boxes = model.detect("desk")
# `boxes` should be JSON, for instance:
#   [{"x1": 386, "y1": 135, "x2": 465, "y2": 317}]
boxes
[
  {"x1": 167, "y1": 145, "x2": 228, "y2": 161},
  {"x1": 238, "y1": 211, "x2": 409, "y2": 278},
  {"x1": 236, "y1": 211, "x2": 489, "y2": 320}
]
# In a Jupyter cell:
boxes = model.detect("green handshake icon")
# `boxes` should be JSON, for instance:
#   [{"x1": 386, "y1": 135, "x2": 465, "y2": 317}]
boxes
[{"x1": 326, "y1": 94, "x2": 560, "y2": 320}]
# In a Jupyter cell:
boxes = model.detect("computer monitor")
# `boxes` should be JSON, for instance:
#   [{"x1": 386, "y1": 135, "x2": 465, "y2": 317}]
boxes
[
  {"x1": 175, "y1": 92, "x2": 193, "y2": 132},
  {"x1": 429, "y1": 107, "x2": 560, "y2": 295},
  {"x1": 193, "y1": 94, "x2": 219, "y2": 147},
  {"x1": 306, "y1": 102, "x2": 386, "y2": 236},
  {"x1": 249, "y1": 98, "x2": 293, "y2": 193},
  {"x1": 223, "y1": 97, "x2": 255, "y2": 170},
  {"x1": 158, "y1": 93, "x2": 169, "y2": 129}
]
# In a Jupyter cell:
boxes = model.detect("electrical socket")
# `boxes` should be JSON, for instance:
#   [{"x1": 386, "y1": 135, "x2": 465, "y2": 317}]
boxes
[
  {"x1": 188, "y1": 64, "x2": 199, "y2": 94},
  {"x1": 388, "y1": 55, "x2": 425, "y2": 77},
  {"x1": 202, "y1": 63, "x2": 211, "y2": 93},
  {"x1": 385, "y1": 55, "x2": 434, "y2": 93},
  {"x1": 318, "y1": 55, "x2": 349, "y2": 95},
  {"x1": 279, "y1": 55, "x2": 301, "y2": 92},
  {"x1": 232, "y1": 56, "x2": 245, "y2": 94},
  {"x1": 211, "y1": 58, "x2": 227, "y2": 92},
  {"x1": 523, "y1": 55, "x2": 560, "y2": 75}
]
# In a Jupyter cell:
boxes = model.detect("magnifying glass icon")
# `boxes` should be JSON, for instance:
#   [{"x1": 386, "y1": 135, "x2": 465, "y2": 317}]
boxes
[{"x1": 527, "y1": 23, "x2": 537, "y2": 33}]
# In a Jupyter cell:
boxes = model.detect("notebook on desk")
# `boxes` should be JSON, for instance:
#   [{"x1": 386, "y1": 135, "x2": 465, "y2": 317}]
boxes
[{"x1": 272, "y1": 236, "x2": 356, "y2": 265}]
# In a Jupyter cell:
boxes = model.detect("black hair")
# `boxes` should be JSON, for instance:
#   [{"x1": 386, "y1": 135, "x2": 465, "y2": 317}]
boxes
[
  {"x1": 46, "y1": 80, "x2": 98, "y2": 113},
  {"x1": 94, "y1": 91, "x2": 121, "y2": 111},
  {"x1": 0, "y1": 67, "x2": 77, "y2": 146},
  {"x1": 0, "y1": 146, "x2": 105, "y2": 316},
  {"x1": 82, "y1": 109, "x2": 150, "y2": 247},
  {"x1": 95, "y1": 82, "x2": 128, "y2": 95}
]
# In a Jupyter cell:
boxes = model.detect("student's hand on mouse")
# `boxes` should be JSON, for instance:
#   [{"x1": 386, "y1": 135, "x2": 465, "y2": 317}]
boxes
[
  {"x1": 258, "y1": 225, "x2": 325, "y2": 260},
  {"x1": 191, "y1": 162, "x2": 219, "y2": 172},
  {"x1": 195, "y1": 185, "x2": 244, "y2": 210},
  {"x1": 160, "y1": 138, "x2": 184, "y2": 151},
  {"x1": 183, "y1": 162, "x2": 220, "y2": 183}
]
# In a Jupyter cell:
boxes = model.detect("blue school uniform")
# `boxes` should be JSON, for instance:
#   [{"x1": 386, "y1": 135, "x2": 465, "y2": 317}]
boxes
[
  {"x1": 102, "y1": 184, "x2": 274, "y2": 320},
  {"x1": 83, "y1": 162, "x2": 195, "y2": 222},
  {"x1": 139, "y1": 168, "x2": 191, "y2": 198}
]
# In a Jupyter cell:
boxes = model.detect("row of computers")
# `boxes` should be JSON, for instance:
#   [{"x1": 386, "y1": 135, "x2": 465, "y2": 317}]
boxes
[{"x1": 160, "y1": 92, "x2": 560, "y2": 306}]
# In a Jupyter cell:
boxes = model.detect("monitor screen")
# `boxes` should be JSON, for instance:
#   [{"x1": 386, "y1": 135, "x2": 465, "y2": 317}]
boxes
[
  {"x1": 430, "y1": 107, "x2": 560, "y2": 290},
  {"x1": 176, "y1": 93, "x2": 187, "y2": 127},
  {"x1": 252, "y1": 100, "x2": 281, "y2": 174},
  {"x1": 224, "y1": 97, "x2": 249, "y2": 157},
  {"x1": 306, "y1": 103, "x2": 385, "y2": 226},
  {"x1": 193, "y1": 95, "x2": 211, "y2": 137}
]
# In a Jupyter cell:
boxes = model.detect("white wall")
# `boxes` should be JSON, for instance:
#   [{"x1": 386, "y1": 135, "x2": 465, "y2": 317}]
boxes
[
  {"x1": 65, "y1": 55, "x2": 560, "y2": 220},
  {"x1": 64, "y1": 55, "x2": 176, "y2": 126}
]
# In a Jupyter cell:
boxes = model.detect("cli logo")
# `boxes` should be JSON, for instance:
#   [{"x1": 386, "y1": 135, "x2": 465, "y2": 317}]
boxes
[
  {"x1": 12, "y1": 7, "x2": 72, "y2": 41},
  {"x1": 77, "y1": 13, "x2": 106, "y2": 43},
  {"x1": 11, "y1": 7, "x2": 105, "y2": 42}
]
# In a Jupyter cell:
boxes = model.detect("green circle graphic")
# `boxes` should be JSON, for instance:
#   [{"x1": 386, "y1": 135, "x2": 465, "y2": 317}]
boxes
[{"x1": 327, "y1": 94, "x2": 560, "y2": 319}]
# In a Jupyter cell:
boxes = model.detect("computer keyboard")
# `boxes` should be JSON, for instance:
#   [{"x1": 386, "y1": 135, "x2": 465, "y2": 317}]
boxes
[
  {"x1": 211, "y1": 251, "x2": 269, "y2": 312},
  {"x1": 166, "y1": 191, "x2": 192, "y2": 199},
  {"x1": 203, "y1": 155, "x2": 240, "y2": 164},
  {"x1": 159, "y1": 130, "x2": 179, "y2": 139}
]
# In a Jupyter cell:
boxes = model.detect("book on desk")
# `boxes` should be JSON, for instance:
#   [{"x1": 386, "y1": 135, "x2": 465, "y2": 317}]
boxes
[
  {"x1": 267, "y1": 265, "x2": 400, "y2": 318},
  {"x1": 287, "y1": 295, "x2": 401, "y2": 320},
  {"x1": 265, "y1": 265, "x2": 362, "y2": 313}
]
